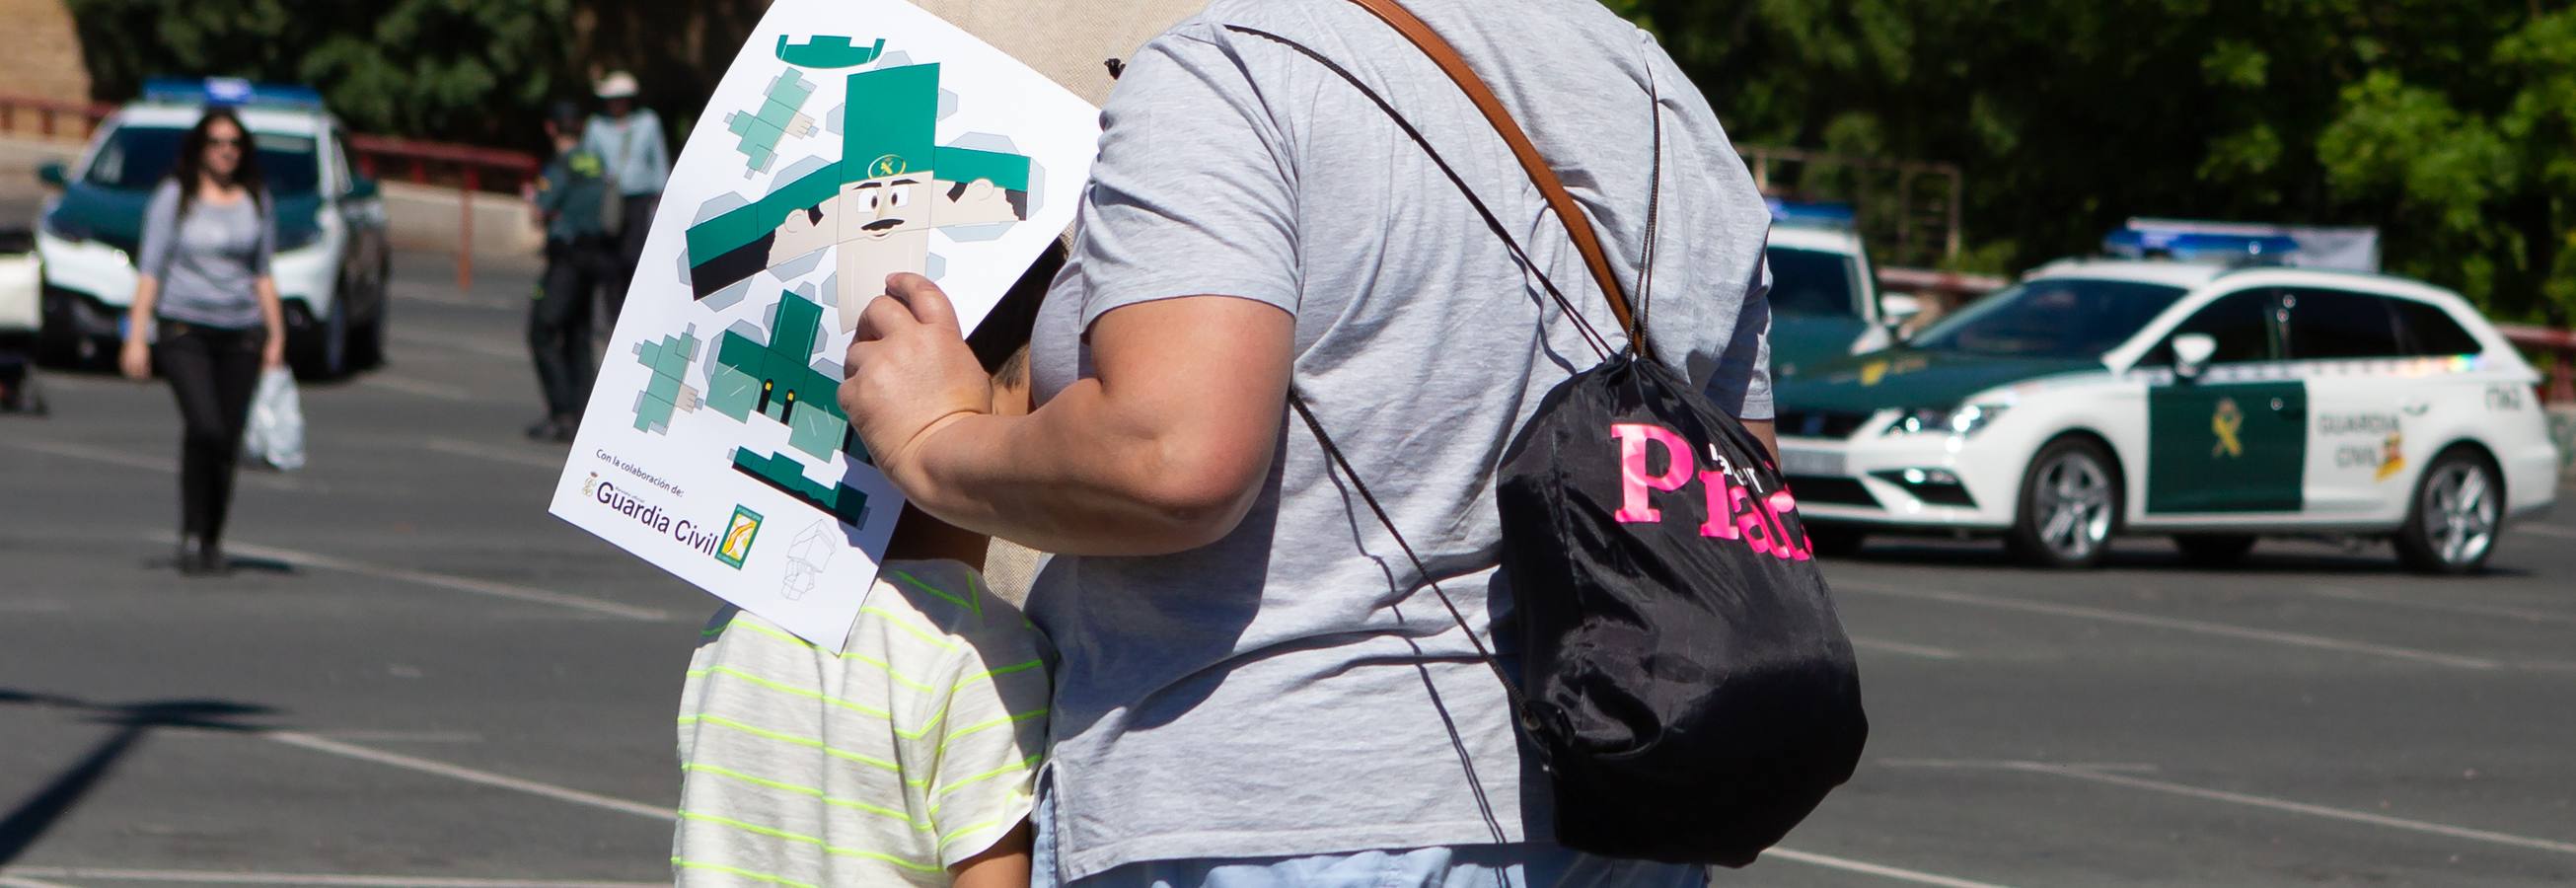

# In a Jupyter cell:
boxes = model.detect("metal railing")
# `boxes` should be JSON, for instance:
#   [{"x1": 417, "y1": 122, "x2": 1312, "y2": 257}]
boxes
[
  {"x1": 0, "y1": 94, "x2": 539, "y2": 291},
  {"x1": 345, "y1": 134, "x2": 540, "y2": 290},
  {"x1": 2501, "y1": 326, "x2": 2576, "y2": 406},
  {"x1": 0, "y1": 95, "x2": 112, "y2": 140}
]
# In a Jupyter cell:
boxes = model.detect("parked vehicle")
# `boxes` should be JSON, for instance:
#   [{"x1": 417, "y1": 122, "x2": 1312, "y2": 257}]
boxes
[
  {"x1": 34, "y1": 78, "x2": 391, "y2": 378},
  {"x1": 1774, "y1": 230, "x2": 2558, "y2": 573}
]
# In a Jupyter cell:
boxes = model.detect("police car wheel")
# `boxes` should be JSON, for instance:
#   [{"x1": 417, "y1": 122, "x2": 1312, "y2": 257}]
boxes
[
  {"x1": 1807, "y1": 526, "x2": 1868, "y2": 558},
  {"x1": 2008, "y1": 437, "x2": 2120, "y2": 569},
  {"x1": 2394, "y1": 448, "x2": 2501, "y2": 575},
  {"x1": 2171, "y1": 534, "x2": 2257, "y2": 566}
]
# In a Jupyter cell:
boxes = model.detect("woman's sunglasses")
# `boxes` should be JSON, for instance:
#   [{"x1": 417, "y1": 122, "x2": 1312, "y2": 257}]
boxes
[{"x1": 205, "y1": 136, "x2": 244, "y2": 149}]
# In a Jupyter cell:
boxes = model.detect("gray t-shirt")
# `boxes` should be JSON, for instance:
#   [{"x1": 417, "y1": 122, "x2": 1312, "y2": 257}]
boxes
[
  {"x1": 139, "y1": 181, "x2": 275, "y2": 331},
  {"x1": 1025, "y1": 0, "x2": 1772, "y2": 878}
]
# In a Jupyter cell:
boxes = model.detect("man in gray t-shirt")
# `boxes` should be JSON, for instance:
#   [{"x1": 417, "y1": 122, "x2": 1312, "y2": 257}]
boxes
[{"x1": 838, "y1": 0, "x2": 1769, "y2": 883}]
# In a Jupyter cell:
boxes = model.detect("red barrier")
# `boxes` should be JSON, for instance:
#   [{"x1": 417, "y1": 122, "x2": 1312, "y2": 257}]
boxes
[
  {"x1": 0, "y1": 95, "x2": 540, "y2": 292},
  {"x1": 0, "y1": 95, "x2": 112, "y2": 139},
  {"x1": 2501, "y1": 325, "x2": 2576, "y2": 406},
  {"x1": 344, "y1": 135, "x2": 541, "y2": 290}
]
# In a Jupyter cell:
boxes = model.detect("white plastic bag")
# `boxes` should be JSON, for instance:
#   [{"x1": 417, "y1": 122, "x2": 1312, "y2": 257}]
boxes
[{"x1": 242, "y1": 367, "x2": 306, "y2": 472}]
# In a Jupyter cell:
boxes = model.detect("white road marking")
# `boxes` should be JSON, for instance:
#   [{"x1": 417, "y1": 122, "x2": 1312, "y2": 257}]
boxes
[
  {"x1": 423, "y1": 437, "x2": 567, "y2": 471},
  {"x1": 394, "y1": 284, "x2": 518, "y2": 311},
  {"x1": 356, "y1": 374, "x2": 472, "y2": 402},
  {"x1": 4, "y1": 439, "x2": 309, "y2": 491},
  {"x1": 2304, "y1": 585, "x2": 2576, "y2": 627},
  {"x1": 1850, "y1": 636, "x2": 1962, "y2": 660},
  {"x1": 0, "y1": 875, "x2": 83, "y2": 888},
  {"x1": 2004, "y1": 763, "x2": 2576, "y2": 857},
  {"x1": 260, "y1": 730, "x2": 673, "y2": 823},
  {"x1": 2513, "y1": 523, "x2": 2576, "y2": 541},
  {"x1": 1764, "y1": 848, "x2": 2022, "y2": 888},
  {"x1": 1835, "y1": 579, "x2": 2501, "y2": 670},
  {"x1": 392, "y1": 330, "x2": 523, "y2": 360},
  {"x1": 1879, "y1": 759, "x2": 2160, "y2": 774},
  {"x1": 311, "y1": 729, "x2": 486, "y2": 744},
  {"x1": 208, "y1": 538, "x2": 668, "y2": 622},
  {"x1": 5, "y1": 868, "x2": 656, "y2": 888}
]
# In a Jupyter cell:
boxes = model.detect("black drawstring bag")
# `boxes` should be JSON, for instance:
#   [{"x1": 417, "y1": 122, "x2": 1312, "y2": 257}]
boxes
[
  {"x1": 1497, "y1": 351, "x2": 1868, "y2": 865},
  {"x1": 1245, "y1": 0, "x2": 1868, "y2": 867}
]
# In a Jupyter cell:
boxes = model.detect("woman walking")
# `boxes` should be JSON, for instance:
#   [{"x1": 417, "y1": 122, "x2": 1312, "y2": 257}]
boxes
[{"x1": 117, "y1": 108, "x2": 285, "y2": 576}]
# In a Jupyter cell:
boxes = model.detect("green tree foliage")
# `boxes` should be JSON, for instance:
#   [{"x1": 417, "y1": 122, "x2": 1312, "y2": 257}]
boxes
[
  {"x1": 64, "y1": 0, "x2": 577, "y2": 150},
  {"x1": 1618, "y1": 0, "x2": 2574, "y2": 324}
]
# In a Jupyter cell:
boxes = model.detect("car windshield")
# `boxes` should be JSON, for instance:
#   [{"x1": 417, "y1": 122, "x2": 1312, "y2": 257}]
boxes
[
  {"x1": 83, "y1": 124, "x2": 321, "y2": 196},
  {"x1": 1910, "y1": 277, "x2": 2188, "y2": 358},
  {"x1": 1766, "y1": 246, "x2": 1862, "y2": 318}
]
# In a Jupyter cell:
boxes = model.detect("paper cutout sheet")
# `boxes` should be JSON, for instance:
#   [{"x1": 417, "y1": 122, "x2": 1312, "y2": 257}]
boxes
[{"x1": 549, "y1": 0, "x2": 1099, "y2": 651}]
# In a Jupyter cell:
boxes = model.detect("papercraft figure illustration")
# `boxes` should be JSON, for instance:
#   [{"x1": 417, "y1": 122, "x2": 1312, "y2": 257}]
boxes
[
  {"x1": 780, "y1": 520, "x2": 837, "y2": 600},
  {"x1": 726, "y1": 70, "x2": 822, "y2": 175},
  {"x1": 706, "y1": 290, "x2": 856, "y2": 462},
  {"x1": 551, "y1": 0, "x2": 1100, "y2": 652},
  {"x1": 701, "y1": 289, "x2": 873, "y2": 528},
  {"x1": 778, "y1": 36, "x2": 886, "y2": 68},
  {"x1": 630, "y1": 327, "x2": 703, "y2": 434},
  {"x1": 686, "y1": 61, "x2": 1033, "y2": 333}
]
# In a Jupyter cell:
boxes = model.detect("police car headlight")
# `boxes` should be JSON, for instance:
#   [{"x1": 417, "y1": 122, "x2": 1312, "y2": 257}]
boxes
[{"x1": 1885, "y1": 404, "x2": 2009, "y2": 438}]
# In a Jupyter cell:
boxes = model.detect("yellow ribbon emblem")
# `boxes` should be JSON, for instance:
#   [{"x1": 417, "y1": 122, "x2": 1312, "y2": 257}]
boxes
[
  {"x1": 2212, "y1": 398, "x2": 2245, "y2": 458},
  {"x1": 723, "y1": 517, "x2": 760, "y2": 558}
]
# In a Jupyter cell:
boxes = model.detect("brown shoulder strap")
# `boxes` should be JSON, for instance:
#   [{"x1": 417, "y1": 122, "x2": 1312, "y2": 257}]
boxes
[{"x1": 1340, "y1": 0, "x2": 1649, "y2": 360}]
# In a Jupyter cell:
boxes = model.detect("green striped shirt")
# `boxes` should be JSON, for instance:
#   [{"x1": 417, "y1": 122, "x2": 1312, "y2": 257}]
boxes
[{"x1": 674, "y1": 559, "x2": 1052, "y2": 887}]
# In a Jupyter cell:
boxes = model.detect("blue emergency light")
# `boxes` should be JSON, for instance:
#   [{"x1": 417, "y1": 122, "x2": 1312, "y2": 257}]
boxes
[
  {"x1": 2103, "y1": 224, "x2": 2298, "y2": 265},
  {"x1": 1767, "y1": 198, "x2": 1858, "y2": 230},
  {"x1": 142, "y1": 77, "x2": 326, "y2": 111}
]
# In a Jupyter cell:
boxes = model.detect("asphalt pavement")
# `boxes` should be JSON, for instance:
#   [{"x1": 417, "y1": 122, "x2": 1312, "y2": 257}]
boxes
[{"x1": 2, "y1": 241, "x2": 2574, "y2": 887}]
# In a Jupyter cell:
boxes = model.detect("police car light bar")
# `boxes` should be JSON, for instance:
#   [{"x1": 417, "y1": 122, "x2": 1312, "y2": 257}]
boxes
[
  {"x1": 1767, "y1": 198, "x2": 1858, "y2": 231},
  {"x1": 141, "y1": 77, "x2": 326, "y2": 111},
  {"x1": 2103, "y1": 224, "x2": 2299, "y2": 265}
]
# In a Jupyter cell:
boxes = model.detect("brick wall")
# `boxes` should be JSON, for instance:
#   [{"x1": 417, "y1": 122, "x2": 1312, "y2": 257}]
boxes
[{"x1": 0, "y1": 0, "x2": 90, "y2": 103}]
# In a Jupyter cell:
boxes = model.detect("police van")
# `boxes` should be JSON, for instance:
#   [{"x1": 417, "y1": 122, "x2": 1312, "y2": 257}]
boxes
[
  {"x1": 1763, "y1": 199, "x2": 1906, "y2": 379},
  {"x1": 34, "y1": 78, "x2": 390, "y2": 378},
  {"x1": 1773, "y1": 227, "x2": 2559, "y2": 573}
]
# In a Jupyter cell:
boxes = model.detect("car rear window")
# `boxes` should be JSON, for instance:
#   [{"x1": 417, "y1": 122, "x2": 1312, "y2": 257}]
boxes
[
  {"x1": 2390, "y1": 298, "x2": 2483, "y2": 356},
  {"x1": 2284, "y1": 289, "x2": 2405, "y2": 359},
  {"x1": 84, "y1": 124, "x2": 321, "y2": 196}
]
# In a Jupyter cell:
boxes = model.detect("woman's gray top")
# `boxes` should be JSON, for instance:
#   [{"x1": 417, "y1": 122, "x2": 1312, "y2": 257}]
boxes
[{"x1": 138, "y1": 180, "x2": 275, "y2": 331}]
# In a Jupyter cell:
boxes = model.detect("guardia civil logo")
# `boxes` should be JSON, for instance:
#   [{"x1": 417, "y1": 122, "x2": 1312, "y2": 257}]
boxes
[{"x1": 717, "y1": 506, "x2": 765, "y2": 569}]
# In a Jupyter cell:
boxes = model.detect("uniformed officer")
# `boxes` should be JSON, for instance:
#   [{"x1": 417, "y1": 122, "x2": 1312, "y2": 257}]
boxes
[{"x1": 525, "y1": 102, "x2": 614, "y2": 442}]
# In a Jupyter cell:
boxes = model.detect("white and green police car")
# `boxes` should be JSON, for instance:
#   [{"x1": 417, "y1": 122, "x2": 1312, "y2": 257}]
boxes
[
  {"x1": 1773, "y1": 245, "x2": 2559, "y2": 573},
  {"x1": 34, "y1": 78, "x2": 389, "y2": 378},
  {"x1": 1764, "y1": 200, "x2": 1903, "y2": 379}
]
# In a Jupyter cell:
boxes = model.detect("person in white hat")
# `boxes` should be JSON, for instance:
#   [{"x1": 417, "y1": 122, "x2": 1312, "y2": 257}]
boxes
[{"x1": 580, "y1": 70, "x2": 669, "y2": 325}]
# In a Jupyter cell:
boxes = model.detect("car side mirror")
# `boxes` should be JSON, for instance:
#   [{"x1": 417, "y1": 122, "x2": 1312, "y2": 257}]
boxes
[
  {"x1": 345, "y1": 178, "x2": 380, "y2": 201},
  {"x1": 2171, "y1": 333, "x2": 2218, "y2": 381},
  {"x1": 37, "y1": 161, "x2": 67, "y2": 189},
  {"x1": 1879, "y1": 293, "x2": 1924, "y2": 339}
]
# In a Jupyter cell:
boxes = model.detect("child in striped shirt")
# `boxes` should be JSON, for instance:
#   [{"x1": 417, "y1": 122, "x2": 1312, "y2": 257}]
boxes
[
  {"x1": 674, "y1": 259, "x2": 1058, "y2": 887},
  {"x1": 672, "y1": 550, "x2": 1051, "y2": 888}
]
